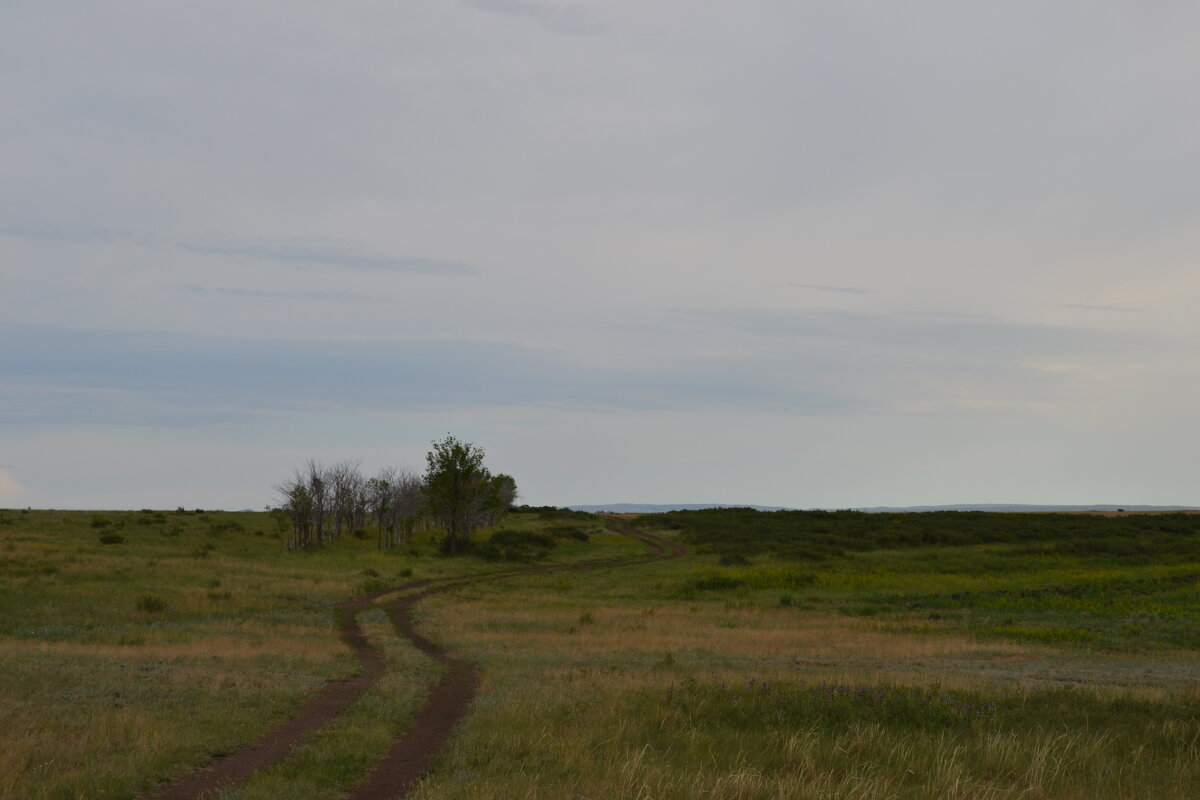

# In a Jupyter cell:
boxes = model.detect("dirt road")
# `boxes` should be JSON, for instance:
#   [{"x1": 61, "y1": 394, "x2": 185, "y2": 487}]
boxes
[{"x1": 141, "y1": 519, "x2": 682, "y2": 800}]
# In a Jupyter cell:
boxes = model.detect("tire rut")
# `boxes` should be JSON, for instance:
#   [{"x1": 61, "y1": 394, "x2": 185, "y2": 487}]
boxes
[{"x1": 140, "y1": 518, "x2": 681, "y2": 800}]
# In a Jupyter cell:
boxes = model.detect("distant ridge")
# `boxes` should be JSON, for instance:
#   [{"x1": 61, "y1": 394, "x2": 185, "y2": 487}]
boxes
[
  {"x1": 567, "y1": 503, "x2": 1197, "y2": 514},
  {"x1": 567, "y1": 503, "x2": 793, "y2": 513},
  {"x1": 853, "y1": 504, "x2": 1199, "y2": 513}
]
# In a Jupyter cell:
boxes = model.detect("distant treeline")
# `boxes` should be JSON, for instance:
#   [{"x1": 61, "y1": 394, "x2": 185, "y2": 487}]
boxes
[{"x1": 637, "y1": 508, "x2": 1200, "y2": 562}]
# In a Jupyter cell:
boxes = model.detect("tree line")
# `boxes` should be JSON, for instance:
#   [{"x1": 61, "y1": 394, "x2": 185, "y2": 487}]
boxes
[{"x1": 274, "y1": 435, "x2": 516, "y2": 553}]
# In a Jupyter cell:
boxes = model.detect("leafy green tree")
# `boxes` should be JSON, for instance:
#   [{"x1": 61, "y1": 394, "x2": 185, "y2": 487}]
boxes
[
  {"x1": 484, "y1": 473, "x2": 518, "y2": 525},
  {"x1": 424, "y1": 434, "x2": 490, "y2": 553}
]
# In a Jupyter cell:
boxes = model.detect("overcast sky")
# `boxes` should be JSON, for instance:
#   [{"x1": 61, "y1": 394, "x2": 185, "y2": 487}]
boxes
[{"x1": 3, "y1": 1, "x2": 1199, "y2": 509}]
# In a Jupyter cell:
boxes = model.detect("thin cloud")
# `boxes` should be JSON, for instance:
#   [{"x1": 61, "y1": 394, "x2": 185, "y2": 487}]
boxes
[
  {"x1": 177, "y1": 238, "x2": 479, "y2": 276},
  {"x1": 183, "y1": 285, "x2": 387, "y2": 303},
  {"x1": 0, "y1": 324, "x2": 841, "y2": 426},
  {"x1": 790, "y1": 283, "x2": 876, "y2": 296},
  {"x1": 462, "y1": 0, "x2": 603, "y2": 35},
  {"x1": 1065, "y1": 303, "x2": 1138, "y2": 313},
  {"x1": 681, "y1": 307, "x2": 1158, "y2": 362},
  {"x1": 0, "y1": 218, "x2": 133, "y2": 245},
  {"x1": 1, "y1": 218, "x2": 478, "y2": 277}
]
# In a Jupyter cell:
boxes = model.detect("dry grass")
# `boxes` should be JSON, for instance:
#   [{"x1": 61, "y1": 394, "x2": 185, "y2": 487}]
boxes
[{"x1": 405, "y1": 559, "x2": 1200, "y2": 800}]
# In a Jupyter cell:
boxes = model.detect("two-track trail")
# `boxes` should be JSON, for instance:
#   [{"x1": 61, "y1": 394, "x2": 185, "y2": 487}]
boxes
[{"x1": 140, "y1": 518, "x2": 683, "y2": 800}]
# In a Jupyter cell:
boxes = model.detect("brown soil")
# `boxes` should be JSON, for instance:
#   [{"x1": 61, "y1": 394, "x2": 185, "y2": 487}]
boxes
[{"x1": 140, "y1": 518, "x2": 682, "y2": 800}]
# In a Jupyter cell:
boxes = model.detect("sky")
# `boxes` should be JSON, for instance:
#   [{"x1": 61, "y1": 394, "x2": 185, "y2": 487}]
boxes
[{"x1": 3, "y1": 1, "x2": 1199, "y2": 510}]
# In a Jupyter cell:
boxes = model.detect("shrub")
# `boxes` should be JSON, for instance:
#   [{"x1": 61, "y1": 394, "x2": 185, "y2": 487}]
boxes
[
  {"x1": 359, "y1": 577, "x2": 390, "y2": 594},
  {"x1": 206, "y1": 521, "x2": 242, "y2": 536},
  {"x1": 98, "y1": 533, "x2": 125, "y2": 545},
  {"x1": 546, "y1": 524, "x2": 590, "y2": 541},
  {"x1": 136, "y1": 595, "x2": 166, "y2": 613},
  {"x1": 687, "y1": 569, "x2": 745, "y2": 591},
  {"x1": 492, "y1": 530, "x2": 556, "y2": 548}
]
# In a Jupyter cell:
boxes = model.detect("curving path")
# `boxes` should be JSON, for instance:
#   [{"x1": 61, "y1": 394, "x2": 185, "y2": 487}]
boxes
[{"x1": 140, "y1": 518, "x2": 682, "y2": 800}]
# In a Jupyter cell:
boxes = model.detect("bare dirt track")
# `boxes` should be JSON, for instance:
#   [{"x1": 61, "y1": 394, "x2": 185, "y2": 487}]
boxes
[{"x1": 140, "y1": 519, "x2": 682, "y2": 800}]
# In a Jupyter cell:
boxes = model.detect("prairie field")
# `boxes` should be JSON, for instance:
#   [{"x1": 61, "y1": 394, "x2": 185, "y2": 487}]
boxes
[{"x1": 2, "y1": 507, "x2": 1198, "y2": 799}]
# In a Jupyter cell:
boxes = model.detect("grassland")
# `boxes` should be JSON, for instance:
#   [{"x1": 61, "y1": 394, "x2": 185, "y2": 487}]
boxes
[
  {"x1": 0, "y1": 507, "x2": 621, "y2": 800},
  {"x1": 3, "y1": 507, "x2": 1198, "y2": 798}
]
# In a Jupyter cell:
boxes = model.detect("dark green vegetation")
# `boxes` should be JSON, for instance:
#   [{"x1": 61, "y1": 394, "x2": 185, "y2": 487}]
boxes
[
  {"x1": 639, "y1": 508, "x2": 1200, "y2": 651},
  {"x1": 645, "y1": 507, "x2": 1200, "y2": 561},
  {"x1": 423, "y1": 434, "x2": 518, "y2": 554}
]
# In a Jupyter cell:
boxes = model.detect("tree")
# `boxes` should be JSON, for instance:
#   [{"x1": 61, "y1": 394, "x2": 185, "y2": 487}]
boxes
[
  {"x1": 423, "y1": 434, "x2": 490, "y2": 554},
  {"x1": 328, "y1": 459, "x2": 367, "y2": 540},
  {"x1": 390, "y1": 468, "x2": 425, "y2": 546},
  {"x1": 367, "y1": 466, "x2": 423, "y2": 551},
  {"x1": 482, "y1": 473, "x2": 518, "y2": 526},
  {"x1": 275, "y1": 470, "x2": 313, "y2": 551},
  {"x1": 366, "y1": 468, "x2": 397, "y2": 551}
]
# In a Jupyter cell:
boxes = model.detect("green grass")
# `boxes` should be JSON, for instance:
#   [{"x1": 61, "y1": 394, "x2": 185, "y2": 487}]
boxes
[
  {"x1": 0, "y1": 507, "x2": 614, "y2": 800},
  {"x1": 641, "y1": 509, "x2": 1200, "y2": 652},
  {"x1": 4, "y1": 507, "x2": 1200, "y2": 798},
  {"x1": 405, "y1": 555, "x2": 1200, "y2": 799},
  {"x1": 213, "y1": 610, "x2": 439, "y2": 800}
]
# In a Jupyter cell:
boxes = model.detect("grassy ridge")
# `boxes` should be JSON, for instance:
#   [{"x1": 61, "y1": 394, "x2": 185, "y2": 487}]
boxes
[
  {"x1": 638, "y1": 508, "x2": 1200, "y2": 651},
  {"x1": 639, "y1": 507, "x2": 1200, "y2": 561}
]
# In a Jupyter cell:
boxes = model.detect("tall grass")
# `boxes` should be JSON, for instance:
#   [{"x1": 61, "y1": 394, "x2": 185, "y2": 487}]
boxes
[
  {"x1": 5, "y1": 508, "x2": 1198, "y2": 798},
  {"x1": 407, "y1": 554, "x2": 1200, "y2": 799},
  {"x1": 0, "y1": 507, "x2": 615, "y2": 799}
]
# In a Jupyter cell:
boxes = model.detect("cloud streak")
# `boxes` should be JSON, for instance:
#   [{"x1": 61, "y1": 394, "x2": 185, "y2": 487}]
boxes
[
  {"x1": 790, "y1": 284, "x2": 876, "y2": 296},
  {"x1": 1065, "y1": 304, "x2": 1138, "y2": 313},
  {"x1": 183, "y1": 285, "x2": 388, "y2": 303},
  {"x1": 0, "y1": 323, "x2": 854, "y2": 427},
  {"x1": 176, "y1": 238, "x2": 479, "y2": 275},
  {"x1": 462, "y1": 0, "x2": 603, "y2": 35},
  {"x1": 1, "y1": 217, "x2": 479, "y2": 276},
  {"x1": 0, "y1": 219, "x2": 134, "y2": 246}
]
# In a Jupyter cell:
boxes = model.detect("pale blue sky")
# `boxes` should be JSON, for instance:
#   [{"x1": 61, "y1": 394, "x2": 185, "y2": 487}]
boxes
[{"x1": 2, "y1": 1, "x2": 1198, "y2": 509}]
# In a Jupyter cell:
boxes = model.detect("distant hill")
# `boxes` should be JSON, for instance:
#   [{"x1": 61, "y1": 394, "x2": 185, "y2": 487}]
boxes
[
  {"x1": 567, "y1": 503, "x2": 1197, "y2": 514},
  {"x1": 567, "y1": 503, "x2": 793, "y2": 513},
  {"x1": 853, "y1": 504, "x2": 1198, "y2": 513}
]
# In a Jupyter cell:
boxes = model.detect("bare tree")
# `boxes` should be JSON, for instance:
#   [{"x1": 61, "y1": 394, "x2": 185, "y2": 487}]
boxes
[
  {"x1": 327, "y1": 459, "x2": 363, "y2": 541},
  {"x1": 275, "y1": 469, "x2": 312, "y2": 551},
  {"x1": 303, "y1": 459, "x2": 329, "y2": 545},
  {"x1": 390, "y1": 469, "x2": 424, "y2": 548},
  {"x1": 367, "y1": 467, "x2": 398, "y2": 551}
]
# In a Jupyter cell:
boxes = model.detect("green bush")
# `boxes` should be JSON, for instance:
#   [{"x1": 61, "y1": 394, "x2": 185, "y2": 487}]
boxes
[{"x1": 136, "y1": 595, "x2": 166, "y2": 613}]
